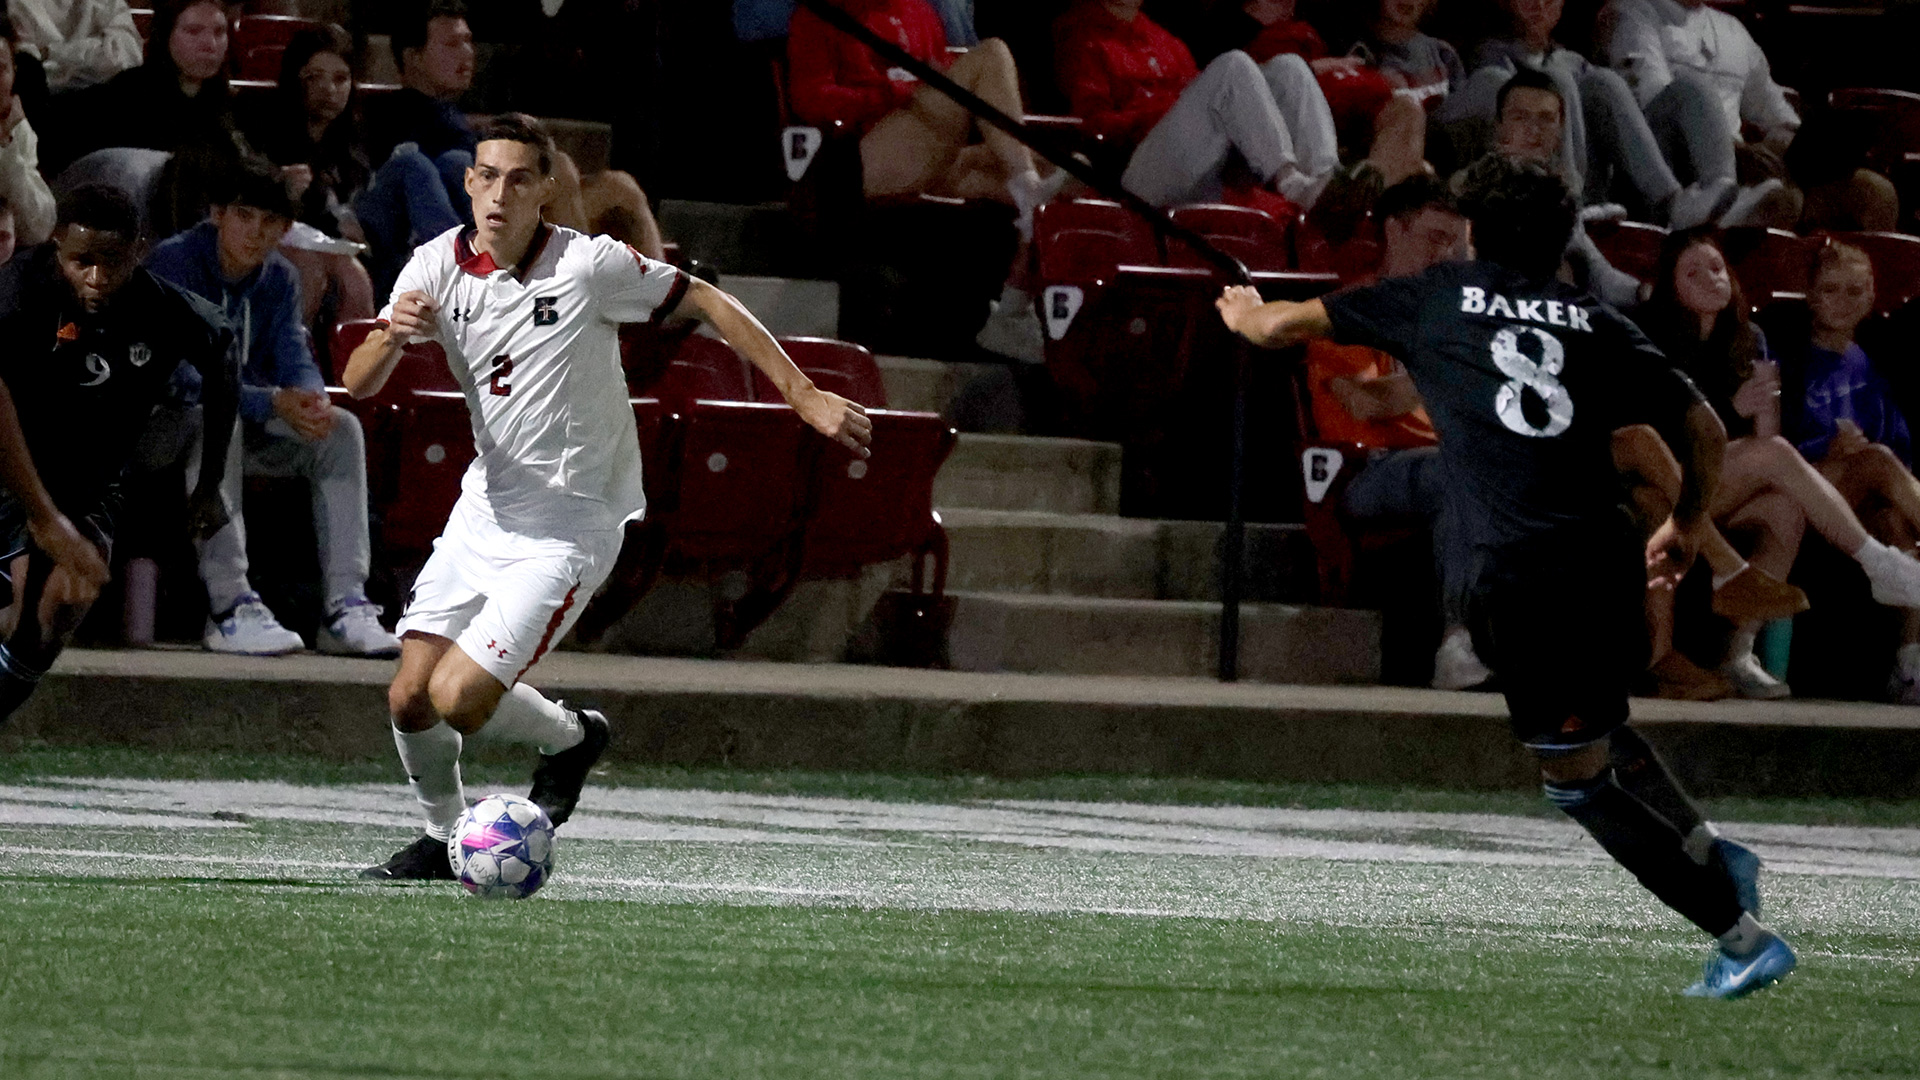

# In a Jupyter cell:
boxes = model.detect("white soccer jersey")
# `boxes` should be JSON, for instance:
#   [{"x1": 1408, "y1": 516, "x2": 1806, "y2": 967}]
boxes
[{"x1": 380, "y1": 224, "x2": 689, "y2": 538}]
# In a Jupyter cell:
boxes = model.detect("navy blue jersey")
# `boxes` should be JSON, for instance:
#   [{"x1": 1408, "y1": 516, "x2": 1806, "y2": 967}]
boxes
[{"x1": 1322, "y1": 260, "x2": 1704, "y2": 554}]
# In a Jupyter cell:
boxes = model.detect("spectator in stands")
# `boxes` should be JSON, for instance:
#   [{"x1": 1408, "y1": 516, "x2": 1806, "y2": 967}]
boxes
[
  {"x1": 0, "y1": 197, "x2": 15, "y2": 265},
  {"x1": 1461, "y1": 0, "x2": 1729, "y2": 228},
  {"x1": 238, "y1": 26, "x2": 376, "y2": 335},
  {"x1": 360, "y1": 0, "x2": 662, "y2": 296},
  {"x1": 144, "y1": 162, "x2": 399, "y2": 658},
  {"x1": 1773, "y1": 242, "x2": 1920, "y2": 699},
  {"x1": 44, "y1": 0, "x2": 252, "y2": 238},
  {"x1": 1637, "y1": 229, "x2": 1920, "y2": 696},
  {"x1": 1302, "y1": 176, "x2": 1492, "y2": 688},
  {"x1": 0, "y1": 17, "x2": 56, "y2": 250},
  {"x1": 1353, "y1": 0, "x2": 1463, "y2": 112},
  {"x1": 737, "y1": 0, "x2": 979, "y2": 46},
  {"x1": 1053, "y1": 0, "x2": 1339, "y2": 212},
  {"x1": 9, "y1": 0, "x2": 142, "y2": 92},
  {"x1": 1608, "y1": 0, "x2": 1894, "y2": 232}
]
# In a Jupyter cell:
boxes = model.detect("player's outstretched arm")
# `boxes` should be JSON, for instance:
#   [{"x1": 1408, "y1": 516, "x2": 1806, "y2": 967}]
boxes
[
  {"x1": 680, "y1": 278, "x2": 874, "y2": 457},
  {"x1": 1216, "y1": 286, "x2": 1333, "y2": 349},
  {"x1": 184, "y1": 331, "x2": 242, "y2": 540},
  {"x1": 0, "y1": 377, "x2": 107, "y2": 597},
  {"x1": 344, "y1": 292, "x2": 439, "y2": 400}
]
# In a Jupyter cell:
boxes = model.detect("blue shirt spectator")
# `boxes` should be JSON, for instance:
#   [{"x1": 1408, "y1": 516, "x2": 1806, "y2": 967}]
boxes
[
  {"x1": 1791, "y1": 342, "x2": 1913, "y2": 466},
  {"x1": 146, "y1": 219, "x2": 322, "y2": 425}
]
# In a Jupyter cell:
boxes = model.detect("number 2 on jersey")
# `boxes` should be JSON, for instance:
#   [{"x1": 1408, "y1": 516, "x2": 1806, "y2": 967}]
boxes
[
  {"x1": 489, "y1": 354, "x2": 513, "y2": 397},
  {"x1": 1490, "y1": 325, "x2": 1572, "y2": 438}
]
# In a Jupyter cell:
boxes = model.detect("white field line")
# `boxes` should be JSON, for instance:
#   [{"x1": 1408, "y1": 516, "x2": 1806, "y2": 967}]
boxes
[{"x1": 0, "y1": 844, "x2": 363, "y2": 872}]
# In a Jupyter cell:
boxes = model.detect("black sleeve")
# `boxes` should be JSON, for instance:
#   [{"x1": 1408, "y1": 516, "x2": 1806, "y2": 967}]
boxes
[
  {"x1": 1320, "y1": 272, "x2": 1433, "y2": 367},
  {"x1": 1595, "y1": 304, "x2": 1707, "y2": 448}
]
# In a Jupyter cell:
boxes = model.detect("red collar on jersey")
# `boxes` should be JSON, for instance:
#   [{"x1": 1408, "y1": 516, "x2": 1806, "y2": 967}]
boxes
[{"x1": 454, "y1": 224, "x2": 553, "y2": 281}]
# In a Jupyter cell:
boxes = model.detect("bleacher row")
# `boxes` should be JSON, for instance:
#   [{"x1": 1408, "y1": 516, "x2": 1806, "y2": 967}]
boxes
[{"x1": 323, "y1": 321, "x2": 955, "y2": 649}]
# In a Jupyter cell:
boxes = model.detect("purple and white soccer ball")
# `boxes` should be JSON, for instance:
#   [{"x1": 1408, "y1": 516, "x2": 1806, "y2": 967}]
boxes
[{"x1": 449, "y1": 794, "x2": 555, "y2": 900}]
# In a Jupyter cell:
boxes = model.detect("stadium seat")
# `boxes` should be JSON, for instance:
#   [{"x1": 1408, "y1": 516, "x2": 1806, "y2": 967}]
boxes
[
  {"x1": 1828, "y1": 87, "x2": 1920, "y2": 177},
  {"x1": 379, "y1": 390, "x2": 475, "y2": 556},
  {"x1": 1166, "y1": 204, "x2": 1293, "y2": 273},
  {"x1": 231, "y1": 15, "x2": 332, "y2": 80},
  {"x1": 1723, "y1": 227, "x2": 1818, "y2": 305},
  {"x1": 328, "y1": 319, "x2": 457, "y2": 400},
  {"x1": 1292, "y1": 212, "x2": 1382, "y2": 283},
  {"x1": 750, "y1": 336, "x2": 889, "y2": 408},
  {"x1": 1587, "y1": 219, "x2": 1668, "y2": 284},
  {"x1": 799, "y1": 411, "x2": 955, "y2": 583},
  {"x1": 639, "y1": 333, "x2": 754, "y2": 404},
  {"x1": 1832, "y1": 231, "x2": 1920, "y2": 314},
  {"x1": 130, "y1": 8, "x2": 152, "y2": 43}
]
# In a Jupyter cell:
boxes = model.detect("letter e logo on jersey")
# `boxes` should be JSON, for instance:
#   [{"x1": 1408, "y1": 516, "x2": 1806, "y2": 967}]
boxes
[
  {"x1": 1041, "y1": 285, "x2": 1083, "y2": 341},
  {"x1": 1301, "y1": 448, "x2": 1344, "y2": 504},
  {"x1": 533, "y1": 297, "x2": 560, "y2": 327},
  {"x1": 1490, "y1": 324, "x2": 1573, "y2": 438}
]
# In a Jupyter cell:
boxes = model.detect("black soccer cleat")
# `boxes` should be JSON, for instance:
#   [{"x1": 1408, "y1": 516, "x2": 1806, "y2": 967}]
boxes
[
  {"x1": 360, "y1": 833, "x2": 456, "y2": 881},
  {"x1": 527, "y1": 706, "x2": 610, "y2": 828}
]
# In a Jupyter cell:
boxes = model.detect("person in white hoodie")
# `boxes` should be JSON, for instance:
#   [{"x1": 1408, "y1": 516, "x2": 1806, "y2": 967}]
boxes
[
  {"x1": 8, "y1": 0, "x2": 142, "y2": 92},
  {"x1": 0, "y1": 17, "x2": 56, "y2": 249},
  {"x1": 1607, "y1": 0, "x2": 1894, "y2": 231}
]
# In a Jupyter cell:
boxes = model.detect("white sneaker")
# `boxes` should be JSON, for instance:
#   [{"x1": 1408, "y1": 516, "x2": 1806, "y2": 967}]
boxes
[
  {"x1": 204, "y1": 593, "x2": 305, "y2": 655},
  {"x1": 1720, "y1": 652, "x2": 1790, "y2": 700},
  {"x1": 1578, "y1": 202, "x2": 1629, "y2": 224},
  {"x1": 1007, "y1": 167, "x2": 1069, "y2": 242},
  {"x1": 1888, "y1": 644, "x2": 1920, "y2": 705},
  {"x1": 1432, "y1": 628, "x2": 1492, "y2": 690},
  {"x1": 1861, "y1": 543, "x2": 1920, "y2": 608},
  {"x1": 1667, "y1": 177, "x2": 1736, "y2": 230},
  {"x1": 974, "y1": 289, "x2": 1046, "y2": 363},
  {"x1": 318, "y1": 595, "x2": 401, "y2": 658},
  {"x1": 1719, "y1": 178, "x2": 1787, "y2": 228}
]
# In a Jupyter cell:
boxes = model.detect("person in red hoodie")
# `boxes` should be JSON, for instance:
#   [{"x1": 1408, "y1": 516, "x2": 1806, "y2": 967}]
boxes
[
  {"x1": 1053, "y1": 0, "x2": 1339, "y2": 211},
  {"x1": 787, "y1": 0, "x2": 1055, "y2": 226}
]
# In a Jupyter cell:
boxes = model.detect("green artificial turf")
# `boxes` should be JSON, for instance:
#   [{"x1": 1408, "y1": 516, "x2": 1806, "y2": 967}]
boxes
[{"x1": 0, "y1": 881, "x2": 1914, "y2": 1080}]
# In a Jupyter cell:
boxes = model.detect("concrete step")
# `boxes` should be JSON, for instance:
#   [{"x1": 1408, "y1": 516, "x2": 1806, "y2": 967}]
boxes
[
  {"x1": 945, "y1": 592, "x2": 1378, "y2": 684},
  {"x1": 936, "y1": 509, "x2": 1314, "y2": 602},
  {"x1": 933, "y1": 435, "x2": 1122, "y2": 516},
  {"x1": 877, "y1": 356, "x2": 1002, "y2": 415}
]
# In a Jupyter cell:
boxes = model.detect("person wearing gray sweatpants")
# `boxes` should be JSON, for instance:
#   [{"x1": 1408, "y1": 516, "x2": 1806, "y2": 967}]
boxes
[{"x1": 1121, "y1": 49, "x2": 1340, "y2": 210}]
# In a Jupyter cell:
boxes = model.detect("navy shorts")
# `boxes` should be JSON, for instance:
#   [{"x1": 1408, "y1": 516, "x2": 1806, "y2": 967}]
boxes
[
  {"x1": 0, "y1": 491, "x2": 121, "y2": 607},
  {"x1": 1465, "y1": 526, "x2": 1649, "y2": 757}
]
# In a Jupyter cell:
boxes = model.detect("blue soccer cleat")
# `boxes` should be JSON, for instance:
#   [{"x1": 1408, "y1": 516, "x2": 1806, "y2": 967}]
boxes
[
  {"x1": 1714, "y1": 837, "x2": 1764, "y2": 916},
  {"x1": 1684, "y1": 935, "x2": 1797, "y2": 1000}
]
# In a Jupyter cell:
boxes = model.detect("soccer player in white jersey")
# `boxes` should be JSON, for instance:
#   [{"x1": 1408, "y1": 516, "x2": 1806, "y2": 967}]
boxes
[{"x1": 344, "y1": 115, "x2": 872, "y2": 880}]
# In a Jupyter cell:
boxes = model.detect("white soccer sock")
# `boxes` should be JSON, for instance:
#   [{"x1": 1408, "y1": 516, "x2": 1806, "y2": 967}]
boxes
[
  {"x1": 480, "y1": 684, "x2": 583, "y2": 756},
  {"x1": 1728, "y1": 624, "x2": 1760, "y2": 663},
  {"x1": 1683, "y1": 822, "x2": 1722, "y2": 866},
  {"x1": 393, "y1": 721, "x2": 465, "y2": 841},
  {"x1": 1717, "y1": 912, "x2": 1773, "y2": 958}
]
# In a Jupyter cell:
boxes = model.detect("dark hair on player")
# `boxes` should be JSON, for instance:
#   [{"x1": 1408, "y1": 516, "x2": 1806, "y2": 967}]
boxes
[
  {"x1": 1495, "y1": 66, "x2": 1563, "y2": 122},
  {"x1": 56, "y1": 184, "x2": 142, "y2": 240},
  {"x1": 1455, "y1": 156, "x2": 1575, "y2": 282},
  {"x1": 218, "y1": 158, "x2": 301, "y2": 220},
  {"x1": 394, "y1": 0, "x2": 469, "y2": 72},
  {"x1": 474, "y1": 112, "x2": 555, "y2": 176},
  {"x1": 1375, "y1": 174, "x2": 1458, "y2": 225},
  {"x1": 1645, "y1": 226, "x2": 1763, "y2": 381}
]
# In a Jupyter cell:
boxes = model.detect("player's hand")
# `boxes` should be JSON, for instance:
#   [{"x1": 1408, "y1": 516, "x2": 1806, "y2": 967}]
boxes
[
  {"x1": 185, "y1": 488, "x2": 231, "y2": 542},
  {"x1": 1830, "y1": 418, "x2": 1872, "y2": 460},
  {"x1": 388, "y1": 290, "x2": 439, "y2": 344},
  {"x1": 1647, "y1": 514, "x2": 1708, "y2": 587},
  {"x1": 795, "y1": 387, "x2": 872, "y2": 458},
  {"x1": 1215, "y1": 285, "x2": 1265, "y2": 338},
  {"x1": 274, "y1": 387, "x2": 336, "y2": 441},
  {"x1": 1730, "y1": 363, "x2": 1780, "y2": 419},
  {"x1": 26, "y1": 512, "x2": 108, "y2": 600}
]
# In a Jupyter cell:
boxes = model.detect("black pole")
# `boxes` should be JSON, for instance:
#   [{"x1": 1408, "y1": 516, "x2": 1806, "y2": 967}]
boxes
[{"x1": 795, "y1": 0, "x2": 1254, "y2": 680}]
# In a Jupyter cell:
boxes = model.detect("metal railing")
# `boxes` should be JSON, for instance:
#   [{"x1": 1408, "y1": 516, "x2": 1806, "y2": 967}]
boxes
[{"x1": 793, "y1": 0, "x2": 1261, "y2": 680}]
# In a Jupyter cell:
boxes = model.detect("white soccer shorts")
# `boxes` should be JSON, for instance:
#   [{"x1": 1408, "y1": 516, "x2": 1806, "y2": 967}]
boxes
[{"x1": 396, "y1": 495, "x2": 624, "y2": 687}]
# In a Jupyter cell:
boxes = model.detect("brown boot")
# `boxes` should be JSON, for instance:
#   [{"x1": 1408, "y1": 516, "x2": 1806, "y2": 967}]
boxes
[
  {"x1": 1712, "y1": 565, "x2": 1810, "y2": 623},
  {"x1": 1650, "y1": 651, "x2": 1737, "y2": 702}
]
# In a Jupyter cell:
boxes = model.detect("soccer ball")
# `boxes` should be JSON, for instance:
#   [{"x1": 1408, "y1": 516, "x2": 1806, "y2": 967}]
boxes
[{"x1": 448, "y1": 794, "x2": 555, "y2": 900}]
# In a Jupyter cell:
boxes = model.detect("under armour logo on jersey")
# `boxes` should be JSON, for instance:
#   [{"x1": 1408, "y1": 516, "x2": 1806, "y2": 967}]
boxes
[
  {"x1": 449, "y1": 306, "x2": 476, "y2": 323},
  {"x1": 532, "y1": 297, "x2": 560, "y2": 327},
  {"x1": 80, "y1": 354, "x2": 111, "y2": 387},
  {"x1": 486, "y1": 638, "x2": 509, "y2": 660},
  {"x1": 129, "y1": 343, "x2": 152, "y2": 367}
]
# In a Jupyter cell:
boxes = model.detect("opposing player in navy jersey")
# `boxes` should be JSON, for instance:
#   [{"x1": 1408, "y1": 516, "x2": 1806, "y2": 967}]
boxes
[
  {"x1": 345, "y1": 115, "x2": 872, "y2": 881},
  {"x1": 0, "y1": 184, "x2": 237, "y2": 724},
  {"x1": 1217, "y1": 157, "x2": 1795, "y2": 999}
]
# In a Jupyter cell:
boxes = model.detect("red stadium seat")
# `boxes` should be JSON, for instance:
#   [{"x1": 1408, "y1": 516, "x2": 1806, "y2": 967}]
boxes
[
  {"x1": 643, "y1": 334, "x2": 753, "y2": 404},
  {"x1": 751, "y1": 337, "x2": 889, "y2": 408},
  {"x1": 1587, "y1": 219, "x2": 1669, "y2": 284},
  {"x1": 1723, "y1": 227, "x2": 1818, "y2": 306},
  {"x1": 329, "y1": 319, "x2": 457, "y2": 401},
  {"x1": 800, "y1": 411, "x2": 956, "y2": 581},
  {"x1": 130, "y1": 8, "x2": 153, "y2": 42},
  {"x1": 1034, "y1": 198, "x2": 1160, "y2": 280},
  {"x1": 1166, "y1": 204, "x2": 1293, "y2": 273},
  {"x1": 231, "y1": 15, "x2": 332, "y2": 79},
  {"x1": 1292, "y1": 212, "x2": 1382, "y2": 283},
  {"x1": 1828, "y1": 87, "x2": 1920, "y2": 177},
  {"x1": 1831, "y1": 231, "x2": 1920, "y2": 314},
  {"x1": 379, "y1": 390, "x2": 475, "y2": 556}
]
